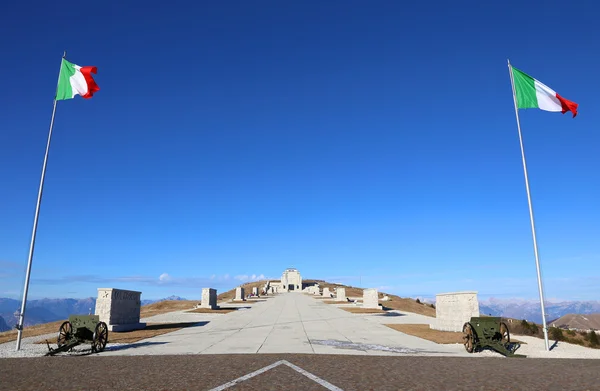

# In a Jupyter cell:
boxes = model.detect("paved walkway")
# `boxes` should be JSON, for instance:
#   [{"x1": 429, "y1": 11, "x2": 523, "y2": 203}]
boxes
[{"x1": 102, "y1": 292, "x2": 470, "y2": 356}]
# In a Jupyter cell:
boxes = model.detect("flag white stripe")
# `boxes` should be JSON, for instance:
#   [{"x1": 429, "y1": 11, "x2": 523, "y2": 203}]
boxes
[
  {"x1": 69, "y1": 65, "x2": 90, "y2": 98},
  {"x1": 534, "y1": 79, "x2": 562, "y2": 112}
]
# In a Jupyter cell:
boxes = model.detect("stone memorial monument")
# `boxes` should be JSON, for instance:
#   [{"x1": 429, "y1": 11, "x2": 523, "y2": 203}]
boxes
[
  {"x1": 363, "y1": 288, "x2": 381, "y2": 309},
  {"x1": 95, "y1": 288, "x2": 146, "y2": 332},
  {"x1": 234, "y1": 287, "x2": 246, "y2": 301},
  {"x1": 335, "y1": 287, "x2": 346, "y2": 302},
  {"x1": 430, "y1": 291, "x2": 479, "y2": 332},
  {"x1": 322, "y1": 287, "x2": 331, "y2": 298},
  {"x1": 201, "y1": 288, "x2": 217, "y2": 309},
  {"x1": 252, "y1": 287, "x2": 258, "y2": 296}
]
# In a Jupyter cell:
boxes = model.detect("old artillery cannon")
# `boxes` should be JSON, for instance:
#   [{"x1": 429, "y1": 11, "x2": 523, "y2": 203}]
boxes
[
  {"x1": 462, "y1": 316, "x2": 525, "y2": 357},
  {"x1": 45, "y1": 315, "x2": 108, "y2": 356}
]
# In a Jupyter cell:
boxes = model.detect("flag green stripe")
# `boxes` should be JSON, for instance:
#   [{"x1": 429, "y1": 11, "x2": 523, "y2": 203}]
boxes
[
  {"x1": 56, "y1": 59, "x2": 76, "y2": 100},
  {"x1": 511, "y1": 66, "x2": 538, "y2": 109}
]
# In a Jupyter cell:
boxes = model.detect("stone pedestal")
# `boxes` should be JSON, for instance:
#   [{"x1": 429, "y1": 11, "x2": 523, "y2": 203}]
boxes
[
  {"x1": 322, "y1": 287, "x2": 331, "y2": 298},
  {"x1": 201, "y1": 288, "x2": 217, "y2": 309},
  {"x1": 95, "y1": 288, "x2": 146, "y2": 332},
  {"x1": 252, "y1": 287, "x2": 258, "y2": 296},
  {"x1": 335, "y1": 287, "x2": 346, "y2": 302},
  {"x1": 234, "y1": 287, "x2": 246, "y2": 301},
  {"x1": 363, "y1": 288, "x2": 381, "y2": 309},
  {"x1": 430, "y1": 291, "x2": 479, "y2": 332}
]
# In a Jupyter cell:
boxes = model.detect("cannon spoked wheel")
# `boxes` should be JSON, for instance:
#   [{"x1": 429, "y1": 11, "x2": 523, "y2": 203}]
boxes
[
  {"x1": 57, "y1": 321, "x2": 72, "y2": 348},
  {"x1": 500, "y1": 322, "x2": 510, "y2": 343},
  {"x1": 462, "y1": 322, "x2": 476, "y2": 353},
  {"x1": 92, "y1": 321, "x2": 108, "y2": 353}
]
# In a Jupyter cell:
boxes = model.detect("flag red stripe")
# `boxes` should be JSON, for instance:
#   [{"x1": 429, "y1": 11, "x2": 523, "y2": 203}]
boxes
[
  {"x1": 79, "y1": 66, "x2": 100, "y2": 99},
  {"x1": 555, "y1": 93, "x2": 578, "y2": 118}
]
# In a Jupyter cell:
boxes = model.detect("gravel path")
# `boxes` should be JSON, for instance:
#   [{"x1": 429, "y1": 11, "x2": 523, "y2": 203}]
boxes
[{"x1": 1, "y1": 354, "x2": 598, "y2": 391}]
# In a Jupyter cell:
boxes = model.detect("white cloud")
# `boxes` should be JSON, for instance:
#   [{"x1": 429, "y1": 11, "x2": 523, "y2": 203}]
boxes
[
  {"x1": 210, "y1": 274, "x2": 216, "y2": 280},
  {"x1": 234, "y1": 274, "x2": 266, "y2": 282},
  {"x1": 159, "y1": 273, "x2": 172, "y2": 282}
]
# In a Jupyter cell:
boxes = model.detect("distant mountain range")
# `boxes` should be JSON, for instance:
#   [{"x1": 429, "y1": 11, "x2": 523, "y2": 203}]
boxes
[
  {"x1": 0, "y1": 315, "x2": 9, "y2": 332},
  {"x1": 0, "y1": 296, "x2": 188, "y2": 331},
  {"x1": 479, "y1": 298, "x2": 600, "y2": 324}
]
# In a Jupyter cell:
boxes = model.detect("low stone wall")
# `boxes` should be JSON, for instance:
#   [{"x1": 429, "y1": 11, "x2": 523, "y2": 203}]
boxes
[
  {"x1": 95, "y1": 288, "x2": 146, "y2": 332},
  {"x1": 430, "y1": 291, "x2": 479, "y2": 332}
]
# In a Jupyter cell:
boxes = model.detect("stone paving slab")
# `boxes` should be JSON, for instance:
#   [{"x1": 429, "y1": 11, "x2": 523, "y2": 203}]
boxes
[{"x1": 101, "y1": 292, "x2": 470, "y2": 357}]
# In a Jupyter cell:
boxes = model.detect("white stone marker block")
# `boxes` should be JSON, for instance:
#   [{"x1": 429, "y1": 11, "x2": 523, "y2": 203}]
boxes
[
  {"x1": 252, "y1": 287, "x2": 258, "y2": 296},
  {"x1": 95, "y1": 288, "x2": 146, "y2": 332},
  {"x1": 201, "y1": 288, "x2": 217, "y2": 309},
  {"x1": 335, "y1": 287, "x2": 346, "y2": 302},
  {"x1": 430, "y1": 291, "x2": 479, "y2": 332},
  {"x1": 322, "y1": 287, "x2": 331, "y2": 298},
  {"x1": 363, "y1": 288, "x2": 381, "y2": 309},
  {"x1": 234, "y1": 287, "x2": 246, "y2": 301}
]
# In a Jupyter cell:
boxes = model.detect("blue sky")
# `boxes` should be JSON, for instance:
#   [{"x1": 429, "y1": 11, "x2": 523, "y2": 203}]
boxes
[{"x1": 1, "y1": 1, "x2": 598, "y2": 301}]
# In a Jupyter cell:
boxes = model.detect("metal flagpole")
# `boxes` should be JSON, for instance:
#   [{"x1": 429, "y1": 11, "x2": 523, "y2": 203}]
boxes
[
  {"x1": 15, "y1": 51, "x2": 66, "y2": 351},
  {"x1": 507, "y1": 59, "x2": 550, "y2": 351}
]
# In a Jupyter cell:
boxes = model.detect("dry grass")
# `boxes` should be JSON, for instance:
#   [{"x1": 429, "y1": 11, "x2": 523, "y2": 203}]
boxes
[
  {"x1": 139, "y1": 300, "x2": 198, "y2": 318},
  {"x1": 341, "y1": 307, "x2": 386, "y2": 314},
  {"x1": 186, "y1": 308, "x2": 237, "y2": 314},
  {"x1": 323, "y1": 300, "x2": 347, "y2": 304},
  {"x1": 379, "y1": 295, "x2": 436, "y2": 317},
  {"x1": 36, "y1": 322, "x2": 202, "y2": 345},
  {"x1": 0, "y1": 320, "x2": 64, "y2": 345},
  {"x1": 217, "y1": 280, "x2": 269, "y2": 302},
  {"x1": 385, "y1": 324, "x2": 464, "y2": 344}
]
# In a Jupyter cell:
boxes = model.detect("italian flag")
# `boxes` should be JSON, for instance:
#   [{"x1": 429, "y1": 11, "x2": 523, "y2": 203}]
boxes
[
  {"x1": 511, "y1": 66, "x2": 578, "y2": 117},
  {"x1": 56, "y1": 59, "x2": 100, "y2": 101}
]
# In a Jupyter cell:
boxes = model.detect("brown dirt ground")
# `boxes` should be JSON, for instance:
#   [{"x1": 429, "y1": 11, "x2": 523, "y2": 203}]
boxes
[
  {"x1": 35, "y1": 322, "x2": 202, "y2": 345},
  {"x1": 186, "y1": 307, "x2": 237, "y2": 314},
  {"x1": 385, "y1": 324, "x2": 465, "y2": 344},
  {"x1": 139, "y1": 300, "x2": 198, "y2": 318},
  {"x1": 340, "y1": 307, "x2": 386, "y2": 314},
  {"x1": 379, "y1": 295, "x2": 436, "y2": 317},
  {"x1": 323, "y1": 300, "x2": 346, "y2": 304},
  {"x1": 386, "y1": 324, "x2": 527, "y2": 345}
]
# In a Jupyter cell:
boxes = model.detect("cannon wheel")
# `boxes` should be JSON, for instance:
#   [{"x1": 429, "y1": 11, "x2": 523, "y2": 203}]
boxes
[
  {"x1": 462, "y1": 322, "x2": 476, "y2": 353},
  {"x1": 500, "y1": 322, "x2": 510, "y2": 343},
  {"x1": 57, "y1": 321, "x2": 72, "y2": 348},
  {"x1": 92, "y1": 321, "x2": 108, "y2": 353}
]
